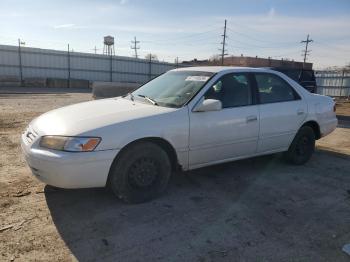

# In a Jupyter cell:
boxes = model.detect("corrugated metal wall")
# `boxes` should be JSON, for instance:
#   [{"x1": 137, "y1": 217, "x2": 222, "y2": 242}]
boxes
[
  {"x1": 0, "y1": 44, "x2": 177, "y2": 83},
  {"x1": 316, "y1": 70, "x2": 350, "y2": 97}
]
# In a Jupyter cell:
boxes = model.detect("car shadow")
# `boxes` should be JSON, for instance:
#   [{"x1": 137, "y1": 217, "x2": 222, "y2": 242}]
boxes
[
  {"x1": 316, "y1": 148, "x2": 350, "y2": 159},
  {"x1": 45, "y1": 151, "x2": 350, "y2": 261},
  {"x1": 45, "y1": 154, "x2": 281, "y2": 261}
]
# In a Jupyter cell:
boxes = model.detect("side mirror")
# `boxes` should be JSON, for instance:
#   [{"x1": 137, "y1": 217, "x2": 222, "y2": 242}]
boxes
[{"x1": 194, "y1": 99, "x2": 222, "y2": 112}]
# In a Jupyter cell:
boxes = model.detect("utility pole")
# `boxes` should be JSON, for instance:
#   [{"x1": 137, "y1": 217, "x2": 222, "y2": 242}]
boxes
[
  {"x1": 219, "y1": 19, "x2": 228, "y2": 66},
  {"x1": 131, "y1": 36, "x2": 140, "y2": 58},
  {"x1": 18, "y1": 39, "x2": 24, "y2": 86},
  {"x1": 148, "y1": 53, "x2": 152, "y2": 80},
  {"x1": 92, "y1": 46, "x2": 99, "y2": 54},
  {"x1": 110, "y1": 54, "x2": 113, "y2": 82},
  {"x1": 67, "y1": 44, "x2": 71, "y2": 88},
  {"x1": 301, "y1": 34, "x2": 313, "y2": 66},
  {"x1": 175, "y1": 56, "x2": 179, "y2": 68}
]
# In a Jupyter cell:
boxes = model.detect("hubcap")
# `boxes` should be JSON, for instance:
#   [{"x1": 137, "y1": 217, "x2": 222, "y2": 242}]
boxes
[
  {"x1": 128, "y1": 157, "x2": 158, "y2": 188},
  {"x1": 296, "y1": 136, "x2": 310, "y2": 156}
]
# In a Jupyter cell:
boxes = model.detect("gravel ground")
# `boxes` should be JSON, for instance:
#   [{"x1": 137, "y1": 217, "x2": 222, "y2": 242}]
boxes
[{"x1": 1, "y1": 92, "x2": 350, "y2": 262}]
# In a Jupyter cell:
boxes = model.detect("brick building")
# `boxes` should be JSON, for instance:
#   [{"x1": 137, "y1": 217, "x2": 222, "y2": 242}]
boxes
[{"x1": 182, "y1": 55, "x2": 313, "y2": 70}]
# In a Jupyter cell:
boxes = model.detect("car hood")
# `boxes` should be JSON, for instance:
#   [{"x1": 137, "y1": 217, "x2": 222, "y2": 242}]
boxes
[{"x1": 31, "y1": 97, "x2": 176, "y2": 136}]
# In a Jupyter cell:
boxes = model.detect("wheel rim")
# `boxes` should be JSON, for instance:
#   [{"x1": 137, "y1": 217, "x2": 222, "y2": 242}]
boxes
[
  {"x1": 296, "y1": 135, "x2": 311, "y2": 156},
  {"x1": 128, "y1": 157, "x2": 159, "y2": 188}
]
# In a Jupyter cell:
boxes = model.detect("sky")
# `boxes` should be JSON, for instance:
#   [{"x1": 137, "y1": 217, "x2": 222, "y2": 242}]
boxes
[{"x1": 0, "y1": 0, "x2": 349, "y2": 69}]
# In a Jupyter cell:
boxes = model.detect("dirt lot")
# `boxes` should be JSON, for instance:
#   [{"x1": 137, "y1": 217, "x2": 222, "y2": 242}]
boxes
[{"x1": 1, "y1": 92, "x2": 350, "y2": 262}]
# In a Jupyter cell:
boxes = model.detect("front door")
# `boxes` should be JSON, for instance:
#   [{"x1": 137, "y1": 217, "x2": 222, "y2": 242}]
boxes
[{"x1": 189, "y1": 73, "x2": 259, "y2": 168}]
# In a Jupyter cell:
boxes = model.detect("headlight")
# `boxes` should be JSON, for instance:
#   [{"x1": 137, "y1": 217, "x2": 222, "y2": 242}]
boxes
[{"x1": 39, "y1": 136, "x2": 101, "y2": 152}]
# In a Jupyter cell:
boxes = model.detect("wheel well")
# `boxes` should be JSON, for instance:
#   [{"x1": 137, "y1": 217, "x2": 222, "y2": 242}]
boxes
[
  {"x1": 302, "y1": 121, "x2": 321, "y2": 140},
  {"x1": 113, "y1": 137, "x2": 180, "y2": 172}
]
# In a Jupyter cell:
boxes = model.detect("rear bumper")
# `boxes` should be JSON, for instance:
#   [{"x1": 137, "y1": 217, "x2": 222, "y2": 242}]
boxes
[
  {"x1": 21, "y1": 134, "x2": 118, "y2": 188},
  {"x1": 320, "y1": 118, "x2": 338, "y2": 137}
]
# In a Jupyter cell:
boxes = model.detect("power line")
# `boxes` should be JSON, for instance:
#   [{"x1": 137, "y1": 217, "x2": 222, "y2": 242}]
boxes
[
  {"x1": 227, "y1": 27, "x2": 295, "y2": 46},
  {"x1": 219, "y1": 19, "x2": 228, "y2": 65},
  {"x1": 130, "y1": 36, "x2": 140, "y2": 58},
  {"x1": 138, "y1": 22, "x2": 223, "y2": 39},
  {"x1": 301, "y1": 34, "x2": 313, "y2": 64},
  {"x1": 231, "y1": 39, "x2": 297, "y2": 49},
  {"x1": 313, "y1": 41, "x2": 350, "y2": 54},
  {"x1": 142, "y1": 27, "x2": 220, "y2": 44},
  {"x1": 227, "y1": 28, "x2": 298, "y2": 49},
  {"x1": 142, "y1": 35, "x2": 219, "y2": 46},
  {"x1": 270, "y1": 50, "x2": 301, "y2": 58}
]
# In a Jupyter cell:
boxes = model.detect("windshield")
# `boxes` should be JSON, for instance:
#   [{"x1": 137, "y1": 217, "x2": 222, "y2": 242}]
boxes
[{"x1": 132, "y1": 70, "x2": 214, "y2": 108}]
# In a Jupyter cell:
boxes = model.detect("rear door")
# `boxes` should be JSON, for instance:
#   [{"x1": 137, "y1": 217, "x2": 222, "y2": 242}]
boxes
[{"x1": 254, "y1": 73, "x2": 307, "y2": 153}]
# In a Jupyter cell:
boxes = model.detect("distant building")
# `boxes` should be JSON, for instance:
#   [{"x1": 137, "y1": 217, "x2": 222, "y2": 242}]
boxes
[{"x1": 182, "y1": 55, "x2": 313, "y2": 70}]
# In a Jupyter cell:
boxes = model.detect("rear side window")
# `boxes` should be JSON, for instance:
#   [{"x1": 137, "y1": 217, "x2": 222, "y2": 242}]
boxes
[{"x1": 255, "y1": 74, "x2": 300, "y2": 104}]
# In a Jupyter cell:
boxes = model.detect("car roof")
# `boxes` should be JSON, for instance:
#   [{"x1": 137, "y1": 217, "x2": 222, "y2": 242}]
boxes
[{"x1": 171, "y1": 66, "x2": 275, "y2": 74}]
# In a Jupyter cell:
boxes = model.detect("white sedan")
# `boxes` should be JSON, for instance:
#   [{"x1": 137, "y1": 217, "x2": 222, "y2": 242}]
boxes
[{"x1": 21, "y1": 67, "x2": 337, "y2": 203}]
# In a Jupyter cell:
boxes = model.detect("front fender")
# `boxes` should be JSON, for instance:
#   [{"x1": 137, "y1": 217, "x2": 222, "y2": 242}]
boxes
[{"x1": 83, "y1": 107, "x2": 190, "y2": 169}]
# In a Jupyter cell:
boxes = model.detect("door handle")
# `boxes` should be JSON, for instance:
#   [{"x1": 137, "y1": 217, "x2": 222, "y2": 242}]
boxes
[
  {"x1": 246, "y1": 115, "x2": 258, "y2": 123},
  {"x1": 297, "y1": 109, "x2": 305, "y2": 115}
]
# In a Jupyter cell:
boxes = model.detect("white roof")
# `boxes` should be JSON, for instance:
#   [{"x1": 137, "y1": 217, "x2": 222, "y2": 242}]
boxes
[{"x1": 172, "y1": 66, "x2": 273, "y2": 73}]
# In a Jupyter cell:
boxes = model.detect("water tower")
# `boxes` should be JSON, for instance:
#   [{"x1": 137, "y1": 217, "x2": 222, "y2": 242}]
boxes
[{"x1": 103, "y1": 35, "x2": 115, "y2": 56}]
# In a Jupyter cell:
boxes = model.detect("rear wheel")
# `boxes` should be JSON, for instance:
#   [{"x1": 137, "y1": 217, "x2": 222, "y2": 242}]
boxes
[
  {"x1": 284, "y1": 126, "x2": 315, "y2": 165},
  {"x1": 109, "y1": 142, "x2": 171, "y2": 203}
]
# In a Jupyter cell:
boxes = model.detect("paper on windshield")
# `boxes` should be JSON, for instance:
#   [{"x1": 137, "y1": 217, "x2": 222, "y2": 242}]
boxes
[{"x1": 185, "y1": 76, "x2": 210, "y2": 82}]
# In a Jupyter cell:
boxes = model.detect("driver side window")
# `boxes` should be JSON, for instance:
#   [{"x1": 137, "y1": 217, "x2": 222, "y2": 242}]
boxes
[{"x1": 204, "y1": 73, "x2": 252, "y2": 108}]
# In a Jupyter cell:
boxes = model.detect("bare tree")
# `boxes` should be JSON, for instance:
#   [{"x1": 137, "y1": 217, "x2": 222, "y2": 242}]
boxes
[
  {"x1": 209, "y1": 54, "x2": 221, "y2": 62},
  {"x1": 209, "y1": 54, "x2": 221, "y2": 65},
  {"x1": 145, "y1": 53, "x2": 158, "y2": 61}
]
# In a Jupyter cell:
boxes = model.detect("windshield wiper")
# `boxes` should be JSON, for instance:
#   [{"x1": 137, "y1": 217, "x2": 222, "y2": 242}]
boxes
[
  {"x1": 137, "y1": 94, "x2": 158, "y2": 105},
  {"x1": 127, "y1": 92, "x2": 134, "y2": 102}
]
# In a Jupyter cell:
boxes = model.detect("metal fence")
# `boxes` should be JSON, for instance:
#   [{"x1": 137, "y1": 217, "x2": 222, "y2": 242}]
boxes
[
  {"x1": 2, "y1": 43, "x2": 349, "y2": 96},
  {"x1": 316, "y1": 70, "x2": 350, "y2": 97},
  {"x1": 0, "y1": 44, "x2": 178, "y2": 84}
]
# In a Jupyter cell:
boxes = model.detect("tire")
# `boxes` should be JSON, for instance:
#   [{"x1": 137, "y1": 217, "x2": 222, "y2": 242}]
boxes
[
  {"x1": 109, "y1": 142, "x2": 171, "y2": 204},
  {"x1": 284, "y1": 126, "x2": 315, "y2": 165}
]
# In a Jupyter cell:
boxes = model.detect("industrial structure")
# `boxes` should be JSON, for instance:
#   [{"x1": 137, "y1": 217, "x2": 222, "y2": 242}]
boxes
[{"x1": 103, "y1": 36, "x2": 115, "y2": 56}]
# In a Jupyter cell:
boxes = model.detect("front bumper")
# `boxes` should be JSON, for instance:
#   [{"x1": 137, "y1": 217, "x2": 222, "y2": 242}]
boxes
[{"x1": 21, "y1": 133, "x2": 119, "y2": 189}]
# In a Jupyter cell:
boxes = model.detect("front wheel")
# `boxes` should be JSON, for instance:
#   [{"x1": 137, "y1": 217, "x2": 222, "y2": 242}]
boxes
[
  {"x1": 284, "y1": 126, "x2": 315, "y2": 165},
  {"x1": 109, "y1": 142, "x2": 171, "y2": 204}
]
